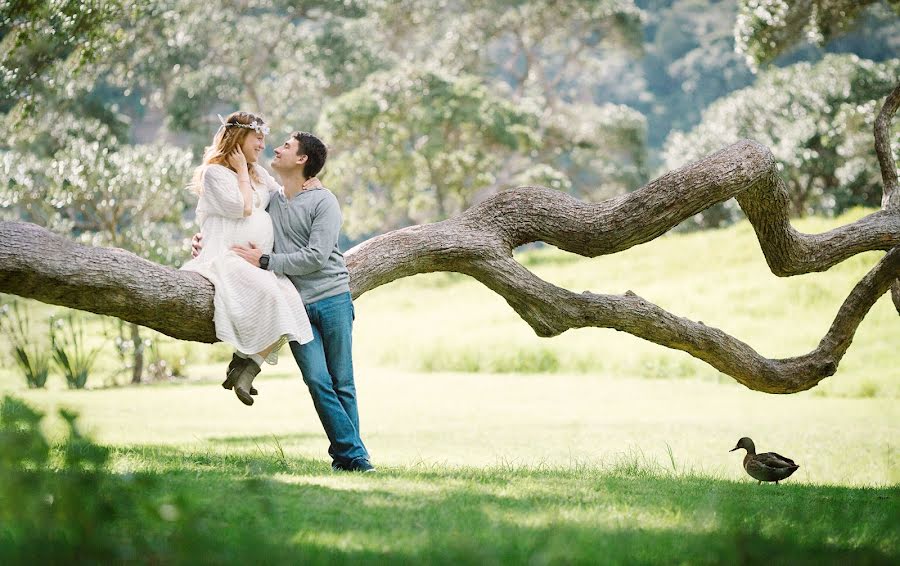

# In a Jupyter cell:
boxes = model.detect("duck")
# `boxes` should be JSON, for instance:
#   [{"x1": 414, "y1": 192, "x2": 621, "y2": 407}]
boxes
[{"x1": 730, "y1": 437, "x2": 799, "y2": 484}]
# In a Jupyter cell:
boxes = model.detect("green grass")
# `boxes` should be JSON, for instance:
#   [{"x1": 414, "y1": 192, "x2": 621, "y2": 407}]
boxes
[
  {"x1": 2, "y1": 374, "x2": 898, "y2": 564},
  {"x1": 29, "y1": 446, "x2": 899, "y2": 564},
  {"x1": 7, "y1": 371, "x2": 899, "y2": 486}
]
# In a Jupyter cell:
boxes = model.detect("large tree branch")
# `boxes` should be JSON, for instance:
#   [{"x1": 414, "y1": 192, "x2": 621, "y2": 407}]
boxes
[
  {"x1": 0, "y1": 221, "x2": 217, "y2": 343},
  {"x1": 875, "y1": 82, "x2": 900, "y2": 210},
  {"x1": 349, "y1": 140, "x2": 899, "y2": 297},
  {"x1": 874, "y1": 83, "x2": 900, "y2": 311},
  {"x1": 1, "y1": 140, "x2": 898, "y2": 393}
]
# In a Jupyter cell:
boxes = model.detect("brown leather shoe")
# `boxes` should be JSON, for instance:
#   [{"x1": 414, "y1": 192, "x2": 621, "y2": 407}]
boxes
[{"x1": 222, "y1": 354, "x2": 258, "y2": 395}]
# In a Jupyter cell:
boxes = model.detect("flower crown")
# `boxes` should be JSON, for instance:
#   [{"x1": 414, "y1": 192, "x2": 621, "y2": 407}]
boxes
[{"x1": 217, "y1": 113, "x2": 270, "y2": 136}]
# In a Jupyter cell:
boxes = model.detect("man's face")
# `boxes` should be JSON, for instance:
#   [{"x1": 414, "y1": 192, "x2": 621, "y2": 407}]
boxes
[
  {"x1": 240, "y1": 131, "x2": 265, "y2": 164},
  {"x1": 272, "y1": 136, "x2": 307, "y2": 173}
]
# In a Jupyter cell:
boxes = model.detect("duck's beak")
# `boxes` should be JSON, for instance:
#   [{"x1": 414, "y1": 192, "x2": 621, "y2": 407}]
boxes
[{"x1": 729, "y1": 447, "x2": 739, "y2": 452}]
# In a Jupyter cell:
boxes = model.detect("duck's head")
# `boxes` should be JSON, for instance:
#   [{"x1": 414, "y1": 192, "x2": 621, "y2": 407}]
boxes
[{"x1": 729, "y1": 437, "x2": 756, "y2": 454}]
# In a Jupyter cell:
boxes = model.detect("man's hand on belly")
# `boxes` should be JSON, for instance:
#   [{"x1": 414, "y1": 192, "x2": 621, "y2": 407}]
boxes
[{"x1": 232, "y1": 242, "x2": 263, "y2": 267}]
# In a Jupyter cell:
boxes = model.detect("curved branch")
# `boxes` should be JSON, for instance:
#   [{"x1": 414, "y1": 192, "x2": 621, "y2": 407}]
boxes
[
  {"x1": 2, "y1": 140, "x2": 898, "y2": 393},
  {"x1": 463, "y1": 247, "x2": 898, "y2": 393},
  {"x1": 875, "y1": 82, "x2": 900, "y2": 209}
]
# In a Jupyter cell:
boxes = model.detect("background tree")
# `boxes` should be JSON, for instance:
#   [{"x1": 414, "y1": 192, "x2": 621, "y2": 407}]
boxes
[
  {"x1": 0, "y1": 0, "x2": 123, "y2": 117},
  {"x1": 320, "y1": 66, "x2": 544, "y2": 235},
  {"x1": 735, "y1": 0, "x2": 900, "y2": 70},
  {"x1": 91, "y1": 0, "x2": 375, "y2": 146},
  {"x1": 1, "y1": 121, "x2": 193, "y2": 383},
  {"x1": 662, "y1": 55, "x2": 900, "y2": 228},
  {"x1": 330, "y1": 0, "x2": 648, "y2": 234}
]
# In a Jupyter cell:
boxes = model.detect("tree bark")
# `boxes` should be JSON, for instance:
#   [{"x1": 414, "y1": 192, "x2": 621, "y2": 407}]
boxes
[
  {"x1": 875, "y1": 83, "x2": 900, "y2": 210},
  {"x1": 874, "y1": 83, "x2": 900, "y2": 310},
  {"x1": 130, "y1": 322, "x2": 144, "y2": 384},
  {"x1": 1, "y1": 140, "x2": 897, "y2": 394}
]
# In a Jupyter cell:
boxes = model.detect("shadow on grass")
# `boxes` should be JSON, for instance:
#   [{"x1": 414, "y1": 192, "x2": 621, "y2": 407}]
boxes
[
  {"x1": 65, "y1": 443, "x2": 897, "y2": 565},
  {"x1": 205, "y1": 433, "x2": 324, "y2": 445}
]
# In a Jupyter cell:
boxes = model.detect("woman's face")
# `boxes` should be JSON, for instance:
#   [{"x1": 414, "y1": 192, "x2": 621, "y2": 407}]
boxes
[{"x1": 240, "y1": 131, "x2": 265, "y2": 164}]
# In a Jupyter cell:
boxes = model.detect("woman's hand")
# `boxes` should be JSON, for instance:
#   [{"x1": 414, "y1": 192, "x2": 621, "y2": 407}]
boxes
[
  {"x1": 226, "y1": 147, "x2": 248, "y2": 172},
  {"x1": 191, "y1": 233, "x2": 203, "y2": 258},
  {"x1": 302, "y1": 176, "x2": 323, "y2": 190}
]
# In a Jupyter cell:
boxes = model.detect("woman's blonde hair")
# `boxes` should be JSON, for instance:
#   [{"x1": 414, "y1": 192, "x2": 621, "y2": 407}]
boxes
[{"x1": 190, "y1": 111, "x2": 266, "y2": 194}]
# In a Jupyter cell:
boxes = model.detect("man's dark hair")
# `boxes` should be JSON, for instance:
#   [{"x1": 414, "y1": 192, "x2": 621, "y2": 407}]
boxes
[{"x1": 292, "y1": 131, "x2": 327, "y2": 178}]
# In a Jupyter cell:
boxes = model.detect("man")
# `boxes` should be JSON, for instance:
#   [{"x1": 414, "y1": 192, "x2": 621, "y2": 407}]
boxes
[{"x1": 195, "y1": 131, "x2": 373, "y2": 473}]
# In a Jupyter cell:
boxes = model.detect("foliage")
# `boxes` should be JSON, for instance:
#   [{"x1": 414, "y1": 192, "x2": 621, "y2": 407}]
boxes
[
  {"x1": 328, "y1": 0, "x2": 648, "y2": 235},
  {"x1": 145, "y1": 337, "x2": 189, "y2": 382},
  {"x1": 735, "y1": 0, "x2": 900, "y2": 68},
  {"x1": 0, "y1": 0, "x2": 124, "y2": 116},
  {"x1": 424, "y1": 0, "x2": 643, "y2": 105},
  {"x1": 0, "y1": 396, "x2": 203, "y2": 563},
  {"x1": 0, "y1": 301, "x2": 50, "y2": 388},
  {"x1": 86, "y1": 0, "x2": 374, "y2": 144},
  {"x1": 320, "y1": 65, "x2": 545, "y2": 234},
  {"x1": 50, "y1": 313, "x2": 105, "y2": 389},
  {"x1": 661, "y1": 54, "x2": 900, "y2": 228},
  {"x1": 1, "y1": 124, "x2": 194, "y2": 383},
  {"x1": 1, "y1": 139, "x2": 194, "y2": 265}
]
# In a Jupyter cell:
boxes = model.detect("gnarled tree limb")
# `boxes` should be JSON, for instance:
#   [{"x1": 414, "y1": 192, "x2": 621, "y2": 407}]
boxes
[
  {"x1": 1, "y1": 140, "x2": 898, "y2": 393},
  {"x1": 875, "y1": 82, "x2": 900, "y2": 210},
  {"x1": 873, "y1": 82, "x2": 900, "y2": 310}
]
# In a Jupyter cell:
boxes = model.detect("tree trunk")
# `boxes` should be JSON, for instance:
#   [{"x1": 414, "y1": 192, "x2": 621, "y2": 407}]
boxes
[
  {"x1": 1, "y1": 139, "x2": 898, "y2": 394},
  {"x1": 130, "y1": 322, "x2": 144, "y2": 384}
]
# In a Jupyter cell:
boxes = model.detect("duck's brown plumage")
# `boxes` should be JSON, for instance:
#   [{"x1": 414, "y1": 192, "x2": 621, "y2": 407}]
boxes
[{"x1": 730, "y1": 437, "x2": 799, "y2": 484}]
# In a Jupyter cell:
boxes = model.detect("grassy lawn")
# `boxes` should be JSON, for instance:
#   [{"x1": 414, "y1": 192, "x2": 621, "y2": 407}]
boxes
[
  {"x1": 17, "y1": 444, "x2": 896, "y2": 565},
  {"x1": 3, "y1": 373, "x2": 898, "y2": 563},
  {"x1": 8, "y1": 372, "x2": 899, "y2": 486}
]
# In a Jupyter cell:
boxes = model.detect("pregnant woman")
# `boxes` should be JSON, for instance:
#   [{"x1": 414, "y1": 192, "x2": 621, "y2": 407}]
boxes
[{"x1": 181, "y1": 111, "x2": 313, "y2": 406}]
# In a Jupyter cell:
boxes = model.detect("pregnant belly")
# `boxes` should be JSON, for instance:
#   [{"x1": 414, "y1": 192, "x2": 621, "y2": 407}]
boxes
[{"x1": 231, "y1": 212, "x2": 274, "y2": 252}]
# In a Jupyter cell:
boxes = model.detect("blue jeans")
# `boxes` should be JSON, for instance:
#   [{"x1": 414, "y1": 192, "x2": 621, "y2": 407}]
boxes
[{"x1": 290, "y1": 292, "x2": 369, "y2": 465}]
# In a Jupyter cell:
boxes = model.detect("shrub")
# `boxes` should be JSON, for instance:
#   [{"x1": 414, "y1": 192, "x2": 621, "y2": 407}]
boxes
[
  {"x1": 50, "y1": 312, "x2": 105, "y2": 389},
  {"x1": 0, "y1": 300, "x2": 51, "y2": 388},
  {"x1": 0, "y1": 395, "x2": 285, "y2": 564}
]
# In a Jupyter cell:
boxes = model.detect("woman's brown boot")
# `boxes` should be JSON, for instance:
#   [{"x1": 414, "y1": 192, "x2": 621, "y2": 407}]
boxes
[
  {"x1": 232, "y1": 358, "x2": 261, "y2": 406},
  {"x1": 222, "y1": 354, "x2": 258, "y2": 395}
]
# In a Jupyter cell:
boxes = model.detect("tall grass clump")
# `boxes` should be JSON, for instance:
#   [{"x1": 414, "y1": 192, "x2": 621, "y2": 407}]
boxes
[
  {"x1": 0, "y1": 301, "x2": 51, "y2": 388},
  {"x1": 50, "y1": 313, "x2": 104, "y2": 389}
]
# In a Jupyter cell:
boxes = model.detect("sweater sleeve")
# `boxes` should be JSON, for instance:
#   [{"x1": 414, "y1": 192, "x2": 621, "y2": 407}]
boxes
[
  {"x1": 198, "y1": 165, "x2": 245, "y2": 219},
  {"x1": 269, "y1": 193, "x2": 342, "y2": 276}
]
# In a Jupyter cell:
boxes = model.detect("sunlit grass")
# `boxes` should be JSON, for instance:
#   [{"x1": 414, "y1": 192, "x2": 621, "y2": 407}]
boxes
[
  {"x1": 8, "y1": 431, "x2": 898, "y2": 564},
  {"x1": 7, "y1": 371, "x2": 898, "y2": 486}
]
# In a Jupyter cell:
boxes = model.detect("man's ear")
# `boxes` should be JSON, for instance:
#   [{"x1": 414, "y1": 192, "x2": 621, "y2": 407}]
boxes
[{"x1": 296, "y1": 154, "x2": 308, "y2": 167}]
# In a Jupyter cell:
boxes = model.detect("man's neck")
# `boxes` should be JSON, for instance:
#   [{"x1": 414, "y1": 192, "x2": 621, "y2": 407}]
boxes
[{"x1": 280, "y1": 170, "x2": 309, "y2": 199}]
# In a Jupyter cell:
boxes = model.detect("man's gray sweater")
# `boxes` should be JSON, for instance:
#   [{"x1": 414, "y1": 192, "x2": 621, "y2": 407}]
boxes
[{"x1": 265, "y1": 186, "x2": 350, "y2": 304}]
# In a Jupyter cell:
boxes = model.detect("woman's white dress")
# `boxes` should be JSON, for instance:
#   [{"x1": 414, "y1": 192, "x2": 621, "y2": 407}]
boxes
[{"x1": 181, "y1": 164, "x2": 313, "y2": 363}]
